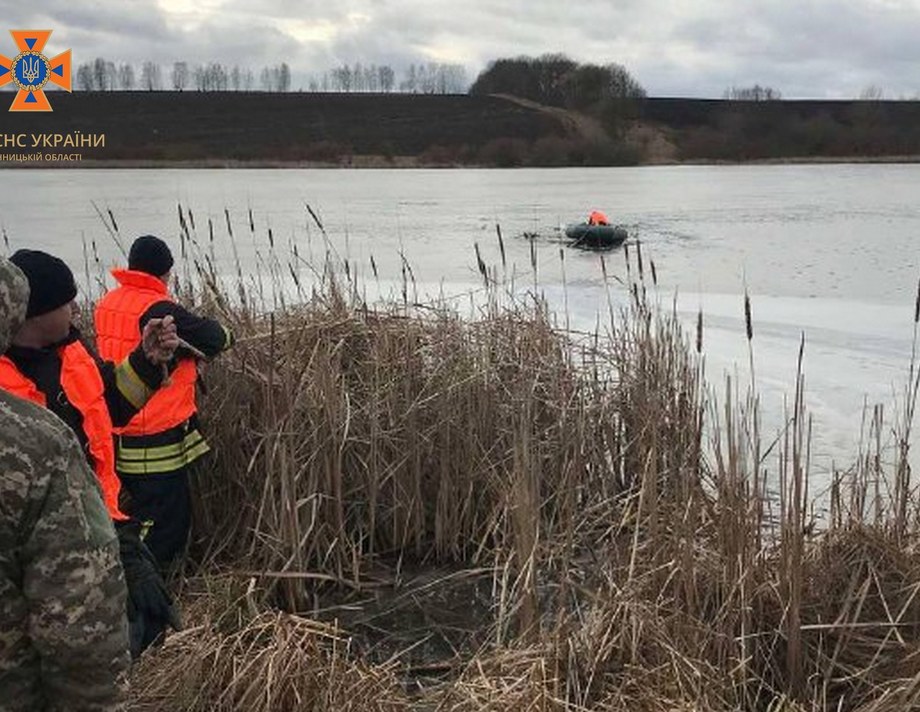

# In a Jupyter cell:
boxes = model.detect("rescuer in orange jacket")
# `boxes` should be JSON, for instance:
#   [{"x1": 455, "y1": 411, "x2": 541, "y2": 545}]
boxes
[
  {"x1": 95, "y1": 235, "x2": 234, "y2": 567},
  {"x1": 587, "y1": 210, "x2": 610, "y2": 226},
  {"x1": 0, "y1": 249, "x2": 181, "y2": 658}
]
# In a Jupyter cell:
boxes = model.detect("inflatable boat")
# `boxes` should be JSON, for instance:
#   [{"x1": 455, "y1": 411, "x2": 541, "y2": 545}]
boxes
[{"x1": 564, "y1": 223, "x2": 628, "y2": 249}]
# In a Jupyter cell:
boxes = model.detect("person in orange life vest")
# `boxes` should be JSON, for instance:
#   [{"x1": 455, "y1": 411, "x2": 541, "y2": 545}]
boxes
[
  {"x1": 587, "y1": 210, "x2": 610, "y2": 226},
  {"x1": 0, "y1": 249, "x2": 181, "y2": 659},
  {"x1": 94, "y1": 235, "x2": 234, "y2": 567}
]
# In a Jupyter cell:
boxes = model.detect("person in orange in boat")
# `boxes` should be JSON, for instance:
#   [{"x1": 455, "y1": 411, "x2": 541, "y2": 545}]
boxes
[{"x1": 587, "y1": 210, "x2": 610, "y2": 226}]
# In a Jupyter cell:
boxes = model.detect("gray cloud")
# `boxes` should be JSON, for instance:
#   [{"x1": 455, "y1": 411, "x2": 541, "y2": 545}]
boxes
[{"x1": 0, "y1": 0, "x2": 918, "y2": 97}]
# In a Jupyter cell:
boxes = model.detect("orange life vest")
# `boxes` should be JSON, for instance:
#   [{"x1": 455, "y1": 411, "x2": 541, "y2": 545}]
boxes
[
  {"x1": 94, "y1": 269, "x2": 197, "y2": 436},
  {"x1": 588, "y1": 210, "x2": 610, "y2": 226},
  {"x1": 0, "y1": 343, "x2": 127, "y2": 521}
]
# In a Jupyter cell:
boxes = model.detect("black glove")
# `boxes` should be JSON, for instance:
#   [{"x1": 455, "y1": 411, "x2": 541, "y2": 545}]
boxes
[{"x1": 116, "y1": 520, "x2": 182, "y2": 657}]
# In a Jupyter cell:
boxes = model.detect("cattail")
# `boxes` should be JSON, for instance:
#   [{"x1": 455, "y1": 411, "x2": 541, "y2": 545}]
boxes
[
  {"x1": 370, "y1": 255, "x2": 378, "y2": 280},
  {"x1": 80, "y1": 232, "x2": 91, "y2": 296},
  {"x1": 744, "y1": 291, "x2": 753, "y2": 341},
  {"x1": 650, "y1": 259, "x2": 657, "y2": 287},
  {"x1": 268, "y1": 227, "x2": 274, "y2": 249},
  {"x1": 287, "y1": 263, "x2": 300, "y2": 289},
  {"x1": 224, "y1": 208, "x2": 234, "y2": 238},
  {"x1": 474, "y1": 242, "x2": 488, "y2": 282},
  {"x1": 696, "y1": 308, "x2": 703, "y2": 353},
  {"x1": 305, "y1": 203, "x2": 323, "y2": 232},
  {"x1": 107, "y1": 208, "x2": 118, "y2": 233},
  {"x1": 496, "y1": 223, "x2": 506, "y2": 270},
  {"x1": 636, "y1": 239, "x2": 644, "y2": 280},
  {"x1": 914, "y1": 277, "x2": 920, "y2": 324},
  {"x1": 249, "y1": 208, "x2": 255, "y2": 233},
  {"x1": 402, "y1": 254, "x2": 416, "y2": 286},
  {"x1": 600, "y1": 254, "x2": 607, "y2": 280},
  {"x1": 188, "y1": 208, "x2": 195, "y2": 231}
]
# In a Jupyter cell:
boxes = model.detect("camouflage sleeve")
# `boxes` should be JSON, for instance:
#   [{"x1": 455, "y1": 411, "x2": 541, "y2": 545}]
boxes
[{"x1": 18, "y1": 420, "x2": 131, "y2": 711}]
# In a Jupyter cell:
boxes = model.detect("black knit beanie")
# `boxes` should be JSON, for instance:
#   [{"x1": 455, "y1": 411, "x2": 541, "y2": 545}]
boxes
[
  {"x1": 128, "y1": 235, "x2": 174, "y2": 277},
  {"x1": 9, "y1": 249, "x2": 78, "y2": 318}
]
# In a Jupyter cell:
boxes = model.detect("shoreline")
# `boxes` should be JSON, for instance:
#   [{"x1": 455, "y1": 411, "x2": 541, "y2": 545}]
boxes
[{"x1": 3, "y1": 154, "x2": 920, "y2": 169}]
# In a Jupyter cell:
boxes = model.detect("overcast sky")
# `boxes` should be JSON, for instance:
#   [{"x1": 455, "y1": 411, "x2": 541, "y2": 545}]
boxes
[{"x1": 2, "y1": 0, "x2": 920, "y2": 98}]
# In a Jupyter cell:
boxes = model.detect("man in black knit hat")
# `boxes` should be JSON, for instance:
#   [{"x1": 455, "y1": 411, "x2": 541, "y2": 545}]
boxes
[
  {"x1": 0, "y1": 248, "x2": 182, "y2": 659},
  {"x1": 95, "y1": 235, "x2": 233, "y2": 568}
]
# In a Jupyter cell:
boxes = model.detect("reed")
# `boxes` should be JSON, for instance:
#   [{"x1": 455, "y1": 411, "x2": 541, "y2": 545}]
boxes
[{"x1": 93, "y1": 204, "x2": 920, "y2": 711}]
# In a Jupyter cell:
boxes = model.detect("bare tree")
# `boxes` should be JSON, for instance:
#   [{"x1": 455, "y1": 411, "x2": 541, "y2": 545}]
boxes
[
  {"x1": 431, "y1": 63, "x2": 466, "y2": 93},
  {"x1": 209, "y1": 63, "x2": 228, "y2": 90},
  {"x1": 92, "y1": 58, "x2": 107, "y2": 90},
  {"x1": 351, "y1": 62, "x2": 363, "y2": 91},
  {"x1": 118, "y1": 63, "x2": 135, "y2": 90},
  {"x1": 76, "y1": 63, "x2": 93, "y2": 91},
  {"x1": 378, "y1": 65, "x2": 394, "y2": 92},
  {"x1": 279, "y1": 63, "x2": 291, "y2": 92},
  {"x1": 230, "y1": 65, "x2": 241, "y2": 91},
  {"x1": 419, "y1": 63, "x2": 437, "y2": 93},
  {"x1": 172, "y1": 61, "x2": 189, "y2": 91},
  {"x1": 332, "y1": 65, "x2": 352, "y2": 92},
  {"x1": 193, "y1": 64, "x2": 205, "y2": 91},
  {"x1": 401, "y1": 64, "x2": 418, "y2": 93},
  {"x1": 363, "y1": 63, "x2": 375, "y2": 91},
  {"x1": 860, "y1": 84, "x2": 884, "y2": 101},
  {"x1": 140, "y1": 61, "x2": 162, "y2": 90},
  {"x1": 604, "y1": 62, "x2": 644, "y2": 99}
]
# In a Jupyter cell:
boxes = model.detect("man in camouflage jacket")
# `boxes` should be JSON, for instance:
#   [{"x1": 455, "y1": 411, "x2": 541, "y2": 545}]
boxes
[{"x1": 0, "y1": 257, "x2": 130, "y2": 711}]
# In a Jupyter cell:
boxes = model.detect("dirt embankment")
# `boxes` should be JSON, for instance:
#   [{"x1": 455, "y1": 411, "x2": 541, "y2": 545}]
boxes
[
  {"x1": 0, "y1": 91, "x2": 565, "y2": 166},
  {"x1": 1, "y1": 92, "x2": 918, "y2": 167}
]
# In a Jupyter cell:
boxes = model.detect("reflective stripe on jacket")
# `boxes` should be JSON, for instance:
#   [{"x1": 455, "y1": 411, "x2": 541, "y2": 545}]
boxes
[
  {"x1": 0, "y1": 344, "x2": 128, "y2": 521},
  {"x1": 115, "y1": 421, "x2": 211, "y2": 475},
  {"x1": 95, "y1": 269, "x2": 198, "y2": 437}
]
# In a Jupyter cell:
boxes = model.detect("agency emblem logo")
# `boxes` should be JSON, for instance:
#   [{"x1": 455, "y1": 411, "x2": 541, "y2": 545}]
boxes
[{"x1": 0, "y1": 30, "x2": 72, "y2": 111}]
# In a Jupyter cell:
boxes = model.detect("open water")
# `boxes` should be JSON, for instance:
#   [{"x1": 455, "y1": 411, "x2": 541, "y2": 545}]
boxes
[{"x1": 3, "y1": 164, "x2": 919, "y2": 486}]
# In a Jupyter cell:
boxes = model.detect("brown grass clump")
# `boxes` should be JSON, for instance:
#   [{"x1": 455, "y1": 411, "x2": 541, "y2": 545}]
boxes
[{"x1": 130, "y1": 607, "x2": 407, "y2": 711}]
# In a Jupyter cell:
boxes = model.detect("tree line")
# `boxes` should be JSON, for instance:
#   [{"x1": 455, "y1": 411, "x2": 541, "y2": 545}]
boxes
[
  {"x1": 76, "y1": 60, "x2": 293, "y2": 91},
  {"x1": 307, "y1": 62, "x2": 466, "y2": 94},
  {"x1": 73, "y1": 59, "x2": 466, "y2": 93},
  {"x1": 723, "y1": 84, "x2": 782, "y2": 101}
]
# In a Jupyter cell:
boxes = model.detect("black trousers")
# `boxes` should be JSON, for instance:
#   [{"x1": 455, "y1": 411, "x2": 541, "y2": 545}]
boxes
[{"x1": 119, "y1": 468, "x2": 191, "y2": 567}]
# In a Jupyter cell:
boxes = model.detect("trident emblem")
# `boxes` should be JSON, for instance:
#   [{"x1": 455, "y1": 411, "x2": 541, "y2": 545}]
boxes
[
  {"x1": 0, "y1": 30, "x2": 71, "y2": 111},
  {"x1": 20, "y1": 54, "x2": 41, "y2": 84}
]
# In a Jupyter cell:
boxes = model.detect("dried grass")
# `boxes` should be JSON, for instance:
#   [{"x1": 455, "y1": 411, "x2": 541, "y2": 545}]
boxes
[{"x1": 107, "y1": 206, "x2": 920, "y2": 711}]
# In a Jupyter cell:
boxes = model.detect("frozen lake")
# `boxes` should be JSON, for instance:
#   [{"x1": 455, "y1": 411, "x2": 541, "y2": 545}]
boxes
[{"x1": 3, "y1": 164, "x2": 919, "y2": 483}]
